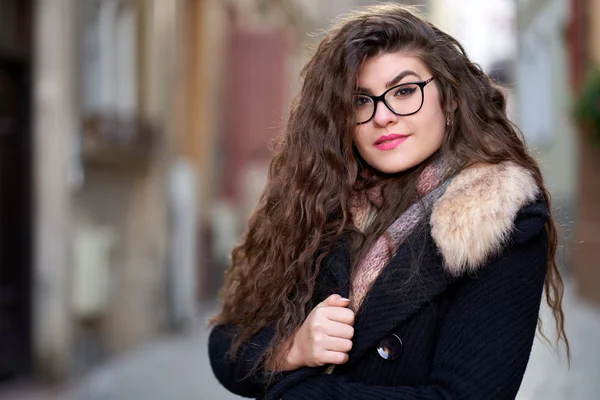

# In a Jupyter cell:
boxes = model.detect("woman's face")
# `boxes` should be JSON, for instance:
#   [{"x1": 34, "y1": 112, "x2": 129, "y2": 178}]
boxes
[{"x1": 353, "y1": 51, "x2": 446, "y2": 174}]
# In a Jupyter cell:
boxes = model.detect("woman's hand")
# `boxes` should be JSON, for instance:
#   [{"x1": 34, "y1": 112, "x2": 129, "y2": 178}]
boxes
[{"x1": 282, "y1": 294, "x2": 355, "y2": 370}]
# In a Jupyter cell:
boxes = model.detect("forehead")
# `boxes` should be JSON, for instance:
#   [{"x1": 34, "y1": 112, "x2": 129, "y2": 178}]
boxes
[{"x1": 357, "y1": 51, "x2": 430, "y2": 88}]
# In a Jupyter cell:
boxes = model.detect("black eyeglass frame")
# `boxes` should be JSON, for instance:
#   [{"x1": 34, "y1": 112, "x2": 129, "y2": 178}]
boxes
[{"x1": 355, "y1": 76, "x2": 436, "y2": 125}]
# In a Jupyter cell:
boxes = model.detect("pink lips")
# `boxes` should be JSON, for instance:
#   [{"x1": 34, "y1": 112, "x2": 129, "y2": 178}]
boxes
[{"x1": 373, "y1": 134, "x2": 409, "y2": 150}]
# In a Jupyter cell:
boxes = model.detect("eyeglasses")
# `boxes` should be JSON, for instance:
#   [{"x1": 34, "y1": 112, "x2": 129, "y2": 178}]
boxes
[{"x1": 354, "y1": 77, "x2": 435, "y2": 124}]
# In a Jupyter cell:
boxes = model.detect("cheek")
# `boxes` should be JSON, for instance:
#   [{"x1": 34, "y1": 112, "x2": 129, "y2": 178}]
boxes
[
  {"x1": 429, "y1": 117, "x2": 446, "y2": 147},
  {"x1": 411, "y1": 113, "x2": 444, "y2": 138},
  {"x1": 432, "y1": 115, "x2": 446, "y2": 137},
  {"x1": 353, "y1": 127, "x2": 368, "y2": 151},
  {"x1": 418, "y1": 102, "x2": 446, "y2": 137}
]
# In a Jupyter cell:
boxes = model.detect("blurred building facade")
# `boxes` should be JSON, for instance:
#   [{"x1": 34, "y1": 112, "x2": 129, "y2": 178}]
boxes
[
  {"x1": 1, "y1": 0, "x2": 199, "y2": 385},
  {"x1": 565, "y1": 0, "x2": 600, "y2": 305},
  {"x1": 514, "y1": 0, "x2": 577, "y2": 258},
  {"x1": 429, "y1": 0, "x2": 517, "y2": 119}
]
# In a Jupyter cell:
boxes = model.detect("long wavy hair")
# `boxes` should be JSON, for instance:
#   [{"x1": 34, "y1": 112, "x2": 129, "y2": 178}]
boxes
[{"x1": 211, "y1": 4, "x2": 570, "y2": 369}]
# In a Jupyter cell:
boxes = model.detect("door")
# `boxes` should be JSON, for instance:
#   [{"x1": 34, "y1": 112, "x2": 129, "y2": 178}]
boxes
[
  {"x1": 0, "y1": 0, "x2": 33, "y2": 380},
  {"x1": 0, "y1": 58, "x2": 33, "y2": 381}
]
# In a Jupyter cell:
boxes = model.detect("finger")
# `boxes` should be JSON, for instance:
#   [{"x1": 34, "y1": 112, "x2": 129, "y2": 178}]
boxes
[
  {"x1": 326, "y1": 307, "x2": 355, "y2": 325},
  {"x1": 325, "y1": 337, "x2": 353, "y2": 353},
  {"x1": 322, "y1": 350, "x2": 349, "y2": 365},
  {"x1": 325, "y1": 320, "x2": 354, "y2": 339},
  {"x1": 317, "y1": 294, "x2": 350, "y2": 308},
  {"x1": 330, "y1": 296, "x2": 351, "y2": 308}
]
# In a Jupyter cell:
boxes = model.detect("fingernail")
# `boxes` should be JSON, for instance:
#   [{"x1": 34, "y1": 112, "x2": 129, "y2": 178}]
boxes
[{"x1": 339, "y1": 297, "x2": 350, "y2": 302}]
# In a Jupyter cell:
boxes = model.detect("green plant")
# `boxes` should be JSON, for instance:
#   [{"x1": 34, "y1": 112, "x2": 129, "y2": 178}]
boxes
[{"x1": 573, "y1": 66, "x2": 600, "y2": 145}]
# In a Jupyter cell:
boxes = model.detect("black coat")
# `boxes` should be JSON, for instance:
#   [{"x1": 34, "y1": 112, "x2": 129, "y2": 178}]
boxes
[{"x1": 209, "y1": 163, "x2": 550, "y2": 399}]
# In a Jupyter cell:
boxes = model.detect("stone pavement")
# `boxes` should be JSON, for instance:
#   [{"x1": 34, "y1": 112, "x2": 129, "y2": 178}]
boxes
[
  {"x1": 61, "y1": 302, "x2": 241, "y2": 400},
  {"x1": 47, "y1": 280, "x2": 600, "y2": 400},
  {"x1": 517, "y1": 279, "x2": 600, "y2": 400},
  {"x1": 0, "y1": 382, "x2": 68, "y2": 400}
]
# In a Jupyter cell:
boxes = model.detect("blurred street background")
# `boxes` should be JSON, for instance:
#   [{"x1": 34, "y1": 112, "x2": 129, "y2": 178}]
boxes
[{"x1": 0, "y1": 0, "x2": 598, "y2": 399}]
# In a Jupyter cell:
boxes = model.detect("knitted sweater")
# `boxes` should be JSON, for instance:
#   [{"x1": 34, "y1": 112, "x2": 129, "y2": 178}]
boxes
[{"x1": 209, "y1": 162, "x2": 550, "y2": 399}]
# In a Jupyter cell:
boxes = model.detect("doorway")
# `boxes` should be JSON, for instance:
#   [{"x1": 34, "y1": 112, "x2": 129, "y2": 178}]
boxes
[{"x1": 0, "y1": 0, "x2": 33, "y2": 381}]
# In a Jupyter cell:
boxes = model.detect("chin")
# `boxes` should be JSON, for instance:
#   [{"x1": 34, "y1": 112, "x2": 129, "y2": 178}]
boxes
[{"x1": 375, "y1": 163, "x2": 413, "y2": 174}]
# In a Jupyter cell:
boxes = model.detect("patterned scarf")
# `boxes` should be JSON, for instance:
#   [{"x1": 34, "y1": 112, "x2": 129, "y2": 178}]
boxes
[{"x1": 348, "y1": 160, "x2": 453, "y2": 311}]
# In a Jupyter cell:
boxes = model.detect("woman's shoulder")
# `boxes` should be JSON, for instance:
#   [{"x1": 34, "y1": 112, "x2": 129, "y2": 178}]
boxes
[{"x1": 430, "y1": 161, "x2": 548, "y2": 277}]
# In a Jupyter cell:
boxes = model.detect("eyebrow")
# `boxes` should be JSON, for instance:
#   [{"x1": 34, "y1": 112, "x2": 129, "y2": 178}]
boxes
[{"x1": 356, "y1": 70, "x2": 422, "y2": 94}]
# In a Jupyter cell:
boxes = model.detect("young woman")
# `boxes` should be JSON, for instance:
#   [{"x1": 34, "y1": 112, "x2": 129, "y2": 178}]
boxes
[{"x1": 208, "y1": 4, "x2": 569, "y2": 399}]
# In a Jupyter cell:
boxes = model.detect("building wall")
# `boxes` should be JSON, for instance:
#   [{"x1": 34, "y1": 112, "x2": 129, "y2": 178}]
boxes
[
  {"x1": 590, "y1": 0, "x2": 600, "y2": 63},
  {"x1": 71, "y1": 0, "x2": 189, "y2": 366},
  {"x1": 32, "y1": 0, "x2": 193, "y2": 379},
  {"x1": 33, "y1": 0, "x2": 77, "y2": 380},
  {"x1": 510, "y1": 0, "x2": 578, "y2": 276},
  {"x1": 572, "y1": 0, "x2": 600, "y2": 305},
  {"x1": 430, "y1": 0, "x2": 515, "y2": 73},
  {"x1": 515, "y1": 0, "x2": 576, "y2": 215}
]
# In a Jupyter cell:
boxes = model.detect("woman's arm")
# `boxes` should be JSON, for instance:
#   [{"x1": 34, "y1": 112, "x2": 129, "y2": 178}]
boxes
[
  {"x1": 279, "y1": 207, "x2": 549, "y2": 400},
  {"x1": 209, "y1": 294, "x2": 356, "y2": 397},
  {"x1": 209, "y1": 323, "x2": 277, "y2": 398}
]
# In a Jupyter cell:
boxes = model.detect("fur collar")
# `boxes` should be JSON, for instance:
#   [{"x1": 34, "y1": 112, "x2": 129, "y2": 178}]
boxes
[{"x1": 430, "y1": 162, "x2": 540, "y2": 277}]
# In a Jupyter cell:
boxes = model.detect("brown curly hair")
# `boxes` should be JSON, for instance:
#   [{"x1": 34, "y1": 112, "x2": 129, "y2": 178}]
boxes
[{"x1": 210, "y1": 4, "x2": 569, "y2": 370}]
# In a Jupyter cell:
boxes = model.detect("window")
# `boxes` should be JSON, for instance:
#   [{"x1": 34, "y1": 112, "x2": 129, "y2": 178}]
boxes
[{"x1": 81, "y1": 0, "x2": 137, "y2": 131}]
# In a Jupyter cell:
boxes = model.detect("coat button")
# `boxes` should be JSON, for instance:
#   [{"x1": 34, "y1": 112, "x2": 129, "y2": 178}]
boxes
[{"x1": 377, "y1": 334, "x2": 403, "y2": 360}]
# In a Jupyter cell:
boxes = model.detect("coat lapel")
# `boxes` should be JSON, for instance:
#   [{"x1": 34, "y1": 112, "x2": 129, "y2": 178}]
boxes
[
  {"x1": 318, "y1": 225, "x2": 458, "y2": 368},
  {"x1": 316, "y1": 238, "x2": 351, "y2": 300},
  {"x1": 331, "y1": 228, "x2": 457, "y2": 369}
]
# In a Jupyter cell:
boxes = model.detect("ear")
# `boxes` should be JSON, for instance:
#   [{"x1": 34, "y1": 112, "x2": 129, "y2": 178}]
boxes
[
  {"x1": 444, "y1": 98, "x2": 458, "y2": 115},
  {"x1": 445, "y1": 100, "x2": 458, "y2": 127}
]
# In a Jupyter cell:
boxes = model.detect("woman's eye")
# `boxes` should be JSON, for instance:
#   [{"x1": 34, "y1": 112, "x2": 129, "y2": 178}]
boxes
[
  {"x1": 394, "y1": 86, "x2": 417, "y2": 97},
  {"x1": 354, "y1": 96, "x2": 371, "y2": 109}
]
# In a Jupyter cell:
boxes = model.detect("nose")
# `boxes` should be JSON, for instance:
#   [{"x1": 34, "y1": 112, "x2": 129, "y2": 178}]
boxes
[{"x1": 372, "y1": 100, "x2": 398, "y2": 127}]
